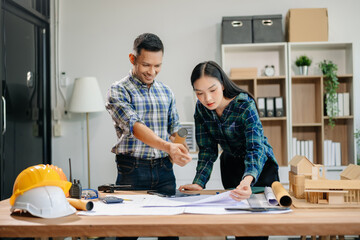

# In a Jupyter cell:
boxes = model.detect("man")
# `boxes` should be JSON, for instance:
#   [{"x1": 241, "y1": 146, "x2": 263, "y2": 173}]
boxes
[{"x1": 106, "y1": 33, "x2": 191, "y2": 194}]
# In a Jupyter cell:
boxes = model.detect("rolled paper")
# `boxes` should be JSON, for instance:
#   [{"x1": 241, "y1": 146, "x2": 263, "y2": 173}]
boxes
[
  {"x1": 67, "y1": 198, "x2": 94, "y2": 211},
  {"x1": 170, "y1": 128, "x2": 189, "y2": 163},
  {"x1": 174, "y1": 128, "x2": 188, "y2": 144},
  {"x1": 271, "y1": 181, "x2": 292, "y2": 207},
  {"x1": 264, "y1": 186, "x2": 278, "y2": 206}
]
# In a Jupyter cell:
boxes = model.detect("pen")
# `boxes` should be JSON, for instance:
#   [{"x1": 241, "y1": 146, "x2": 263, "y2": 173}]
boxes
[{"x1": 122, "y1": 198, "x2": 133, "y2": 201}]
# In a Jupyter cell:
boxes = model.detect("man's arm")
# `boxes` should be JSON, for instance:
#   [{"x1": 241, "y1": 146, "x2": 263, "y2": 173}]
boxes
[{"x1": 133, "y1": 122, "x2": 191, "y2": 166}]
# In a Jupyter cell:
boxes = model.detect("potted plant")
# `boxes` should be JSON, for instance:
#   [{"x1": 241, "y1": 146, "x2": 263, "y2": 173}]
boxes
[
  {"x1": 295, "y1": 55, "x2": 312, "y2": 75},
  {"x1": 319, "y1": 60, "x2": 339, "y2": 127}
]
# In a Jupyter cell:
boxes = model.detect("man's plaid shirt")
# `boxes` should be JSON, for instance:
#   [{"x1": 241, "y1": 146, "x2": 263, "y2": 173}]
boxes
[{"x1": 106, "y1": 71, "x2": 180, "y2": 159}]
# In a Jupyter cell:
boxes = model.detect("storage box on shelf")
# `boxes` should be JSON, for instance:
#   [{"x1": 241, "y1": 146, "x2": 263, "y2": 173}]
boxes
[
  {"x1": 288, "y1": 42, "x2": 356, "y2": 177},
  {"x1": 253, "y1": 14, "x2": 283, "y2": 43},
  {"x1": 286, "y1": 8, "x2": 328, "y2": 42},
  {"x1": 222, "y1": 16, "x2": 252, "y2": 44}
]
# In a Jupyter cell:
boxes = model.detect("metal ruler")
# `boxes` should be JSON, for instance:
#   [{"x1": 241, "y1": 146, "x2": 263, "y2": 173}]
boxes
[{"x1": 247, "y1": 194, "x2": 266, "y2": 208}]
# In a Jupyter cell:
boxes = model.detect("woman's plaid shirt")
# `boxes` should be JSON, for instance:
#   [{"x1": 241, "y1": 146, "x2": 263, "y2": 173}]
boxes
[{"x1": 193, "y1": 93, "x2": 278, "y2": 188}]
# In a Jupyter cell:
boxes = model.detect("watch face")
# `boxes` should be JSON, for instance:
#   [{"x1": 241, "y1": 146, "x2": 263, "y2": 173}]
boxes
[{"x1": 265, "y1": 66, "x2": 275, "y2": 76}]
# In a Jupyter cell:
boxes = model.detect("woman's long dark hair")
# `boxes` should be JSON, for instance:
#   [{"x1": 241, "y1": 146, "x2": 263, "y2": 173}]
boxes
[{"x1": 190, "y1": 61, "x2": 258, "y2": 110}]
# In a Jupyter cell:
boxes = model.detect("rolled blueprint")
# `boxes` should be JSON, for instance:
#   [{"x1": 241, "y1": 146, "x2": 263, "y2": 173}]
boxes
[
  {"x1": 271, "y1": 181, "x2": 292, "y2": 207},
  {"x1": 264, "y1": 186, "x2": 278, "y2": 206},
  {"x1": 174, "y1": 128, "x2": 188, "y2": 144},
  {"x1": 67, "y1": 198, "x2": 94, "y2": 211}
]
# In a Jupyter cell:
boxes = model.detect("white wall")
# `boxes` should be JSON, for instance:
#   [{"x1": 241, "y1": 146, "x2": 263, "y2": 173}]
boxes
[{"x1": 52, "y1": 0, "x2": 360, "y2": 189}]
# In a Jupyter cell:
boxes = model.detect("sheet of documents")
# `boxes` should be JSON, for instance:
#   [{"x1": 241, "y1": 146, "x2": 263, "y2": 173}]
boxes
[
  {"x1": 142, "y1": 191, "x2": 243, "y2": 207},
  {"x1": 77, "y1": 191, "x2": 291, "y2": 216},
  {"x1": 78, "y1": 195, "x2": 185, "y2": 216}
]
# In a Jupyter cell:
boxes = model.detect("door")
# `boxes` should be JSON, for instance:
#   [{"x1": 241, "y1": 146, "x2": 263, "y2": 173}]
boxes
[{"x1": 0, "y1": 0, "x2": 51, "y2": 200}]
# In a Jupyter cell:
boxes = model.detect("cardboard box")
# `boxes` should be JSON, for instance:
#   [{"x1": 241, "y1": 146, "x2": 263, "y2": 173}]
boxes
[
  {"x1": 286, "y1": 8, "x2": 328, "y2": 42},
  {"x1": 230, "y1": 67, "x2": 257, "y2": 78}
]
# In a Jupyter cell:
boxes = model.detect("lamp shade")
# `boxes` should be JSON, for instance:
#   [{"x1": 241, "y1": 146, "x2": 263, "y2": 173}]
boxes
[{"x1": 68, "y1": 77, "x2": 104, "y2": 113}]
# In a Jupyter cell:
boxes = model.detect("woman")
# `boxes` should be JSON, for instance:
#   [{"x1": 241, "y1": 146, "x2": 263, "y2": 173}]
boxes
[{"x1": 179, "y1": 61, "x2": 279, "y2": 202}]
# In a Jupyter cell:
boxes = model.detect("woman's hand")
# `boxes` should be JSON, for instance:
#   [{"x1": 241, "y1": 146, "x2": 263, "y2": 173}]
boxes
[
  {"x1": 178, "y1": 184, "x2": 203, "y2": 192},
  {"x1": 230, "y1": 175, "x2": 254, "y2": 201}
]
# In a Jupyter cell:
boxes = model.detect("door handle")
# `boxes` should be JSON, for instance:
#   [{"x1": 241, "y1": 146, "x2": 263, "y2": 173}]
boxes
[{"x1": 2, "y1": 96, "x2": 6, "y2": 135}]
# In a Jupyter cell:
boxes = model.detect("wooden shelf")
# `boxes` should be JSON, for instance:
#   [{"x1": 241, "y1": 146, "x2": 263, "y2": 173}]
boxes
[
  {"x1": 293, "y1": 123, "x2": 322, "y2": 127},
  {"x1": 257, "y1": 76, "x2": 286, "y2": 80},
  {"x1": 289, "y1": 42, "x2": 356, "y2": 168},
  {"x1": 261, "y1": 117, "x2": 287, "y2": 121},
  {"x1": 323, "y1": 116, "x2": 353, "y2": 120},
  {"x1": 222, "y1": 42, "x2": 357, "y2": 178},
  {"x1": 222, "y1": 43, "x2": 288, "y2": 167},
  {"x1": 291, "y1": 76, "x2": 322, "y2": 125}
]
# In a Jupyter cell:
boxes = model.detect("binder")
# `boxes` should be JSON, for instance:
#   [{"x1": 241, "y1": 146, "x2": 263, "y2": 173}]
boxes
[
  {"x1": 296, "y1": 140, "x2": 301, "y2": 157},
  {"x1": 335, "y1": 142, "x2": 341, "y2": 166},
  {"x1": 257, "y1": 98, "x2": 266, "y2": 117},
  {"x1": 308, "y1": 140, "x2": 313, "y2": 163},
  {"x1": 331, "y1": 142, "x2": 336, "y2": 166},
  {"x1": 343, "y1": 92, "x2": 350, "y2": 116},
  {"x1": 292, "y1": 138, "x2": 297, "y2": 158},
  {"x1": 275, "y1": 97, "x2": 284, "y2": 117},
  {"x1": 265, "y1": 97, "x2": 274, "y2": 117},
  {"x1": 300, "y1": 141, "x2": 305, "y2": 156},
  {"x1": 304, "y1": 141, "x2": 309, "y2": 160},
  {"x1": 337, "y1": 93, "x2": 344, "y2": 116}
]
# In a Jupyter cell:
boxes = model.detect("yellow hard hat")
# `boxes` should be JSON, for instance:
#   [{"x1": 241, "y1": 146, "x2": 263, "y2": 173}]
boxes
[
  {"x1": 46, "y1": 164, "x2": 70, "y2": 197},
  {"x1": 10, "y1": 164, "x2": 72, "y2": 206}
]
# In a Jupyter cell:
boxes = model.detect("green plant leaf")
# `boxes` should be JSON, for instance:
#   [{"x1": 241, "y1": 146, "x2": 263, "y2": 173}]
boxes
[
  {"x1": 320, "y1": 60, "x2": 339, "y2": 127},
  {"x1": 295, "y1": 55, "x2": 312, "y2": 66}
]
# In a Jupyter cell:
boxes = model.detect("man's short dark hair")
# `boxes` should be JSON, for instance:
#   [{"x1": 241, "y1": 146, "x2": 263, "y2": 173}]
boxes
[{"x1": 133, "y1": 33, "x2": 164, "y2": 56}]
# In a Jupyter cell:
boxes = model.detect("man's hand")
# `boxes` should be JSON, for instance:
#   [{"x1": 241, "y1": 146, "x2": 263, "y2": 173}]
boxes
[
  {"x1": 166, "y1": 142, "x2": 191, "y2": 166},
  {"x1": 230, "y1": 175, "x2": 253, "y2": 201},
  {"x1": 170, "y1": 133, "x2": 189, "y2": 150},
  {"x1": 133, "y1": 122, "x2": 191, "y2": 166},
  {"x1": 178, "y1": 183, "x2": 203, "y2": 192}
]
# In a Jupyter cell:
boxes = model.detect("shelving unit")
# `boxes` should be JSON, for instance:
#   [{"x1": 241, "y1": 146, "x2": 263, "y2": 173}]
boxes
[
  {"x1": 222, "y1": 42, "x2": 357, "y2": 182},
  {"x1": 222, "y1": 43, "x2": 289, "y2": 167},
  {"x1": 288, "y1": 42, "x2": 356, "y2": 172}
]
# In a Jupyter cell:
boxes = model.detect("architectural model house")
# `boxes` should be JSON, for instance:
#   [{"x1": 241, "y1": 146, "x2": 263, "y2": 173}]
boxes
[
  {"x1": 304, "y1": 179, "x2": 360, "y2": 204},
  {"x1": 288, "y1": 155, "x2": 325, "y2": 199},
  {"x1": 289, "y1": 156, "x2": 360, "y2": 204}
]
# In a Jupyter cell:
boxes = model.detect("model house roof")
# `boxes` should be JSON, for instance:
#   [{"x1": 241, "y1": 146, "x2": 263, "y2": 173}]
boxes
[
  {"x1": 289, "y1": 155, "x2": 313, "y2": 166},
  {"x1": 289, "y1": 155, "x2": 315, "y2": 175},
  {"x1": 340, "y1": 164, "x2": 360, "y2": 180}
]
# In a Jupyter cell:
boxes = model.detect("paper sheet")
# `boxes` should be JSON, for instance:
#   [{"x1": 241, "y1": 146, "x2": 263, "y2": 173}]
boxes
[
  {"x1": 77, "y1": 192, "x2": 291, "y2": 216},
  {"x1": 142, "y1": 191, "x2": 243, "y2": 207},
  {"x1": 78, "y1": 195, "x2": 185, "y2": 216}
]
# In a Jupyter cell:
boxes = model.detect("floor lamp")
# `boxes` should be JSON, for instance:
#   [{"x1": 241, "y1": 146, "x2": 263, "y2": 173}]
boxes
[{"x1": 68, "y1": 77, "x2": 104, "y2": 188}]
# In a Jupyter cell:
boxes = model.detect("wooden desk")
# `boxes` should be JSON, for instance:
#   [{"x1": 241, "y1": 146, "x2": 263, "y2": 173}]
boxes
[{"x1": 1, "y1": 191, "x2": 360, "y2": 238}]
